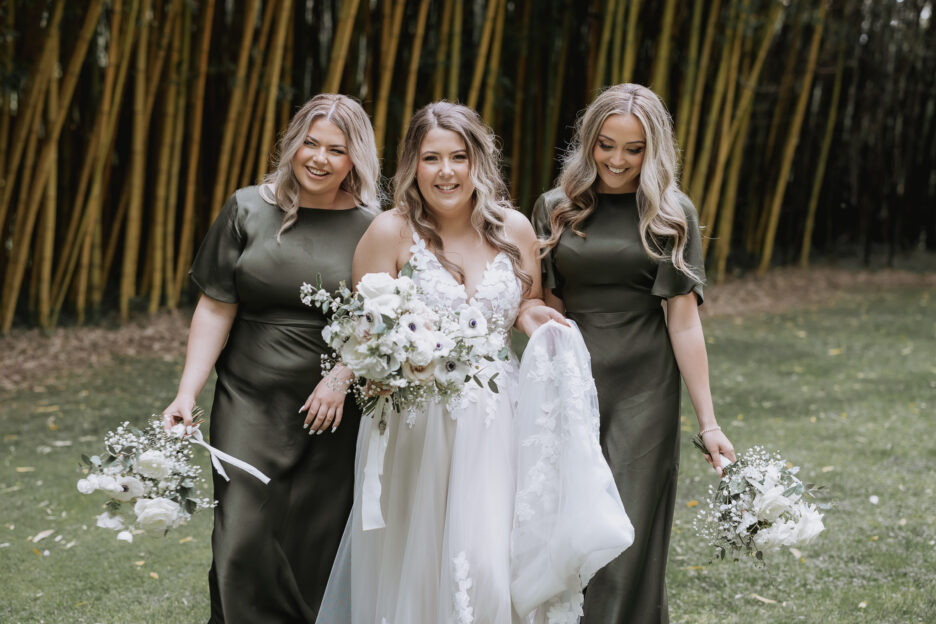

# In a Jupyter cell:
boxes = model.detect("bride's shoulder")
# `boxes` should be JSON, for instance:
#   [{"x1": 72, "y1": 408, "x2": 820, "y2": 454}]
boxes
[{"x1": 363, "y1": 209, "x2": 411, "y2": 244}]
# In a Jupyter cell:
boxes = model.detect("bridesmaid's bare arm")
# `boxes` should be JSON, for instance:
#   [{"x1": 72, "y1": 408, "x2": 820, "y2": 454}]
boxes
[
  {"x1": 665, "y1": 293, "x2": 735, "y2": 472},
  {"x1": 163, "y1": 295, "x2": 238, "y2": 429}
]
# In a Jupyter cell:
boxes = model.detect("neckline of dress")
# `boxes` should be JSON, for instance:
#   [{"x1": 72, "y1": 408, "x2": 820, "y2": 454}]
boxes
[{"x1": 410, "y1": 233, "x2": 507, "y2": 304}]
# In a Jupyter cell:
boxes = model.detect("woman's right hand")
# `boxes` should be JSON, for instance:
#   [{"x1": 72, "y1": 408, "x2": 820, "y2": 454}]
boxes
[{"x1": 162, "y1": 394, "x2": 196, "y2": 431}]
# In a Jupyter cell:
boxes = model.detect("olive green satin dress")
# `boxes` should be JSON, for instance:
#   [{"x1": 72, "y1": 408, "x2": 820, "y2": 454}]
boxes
[
  {"x1": 190, "y1": 186, "x2": 374, "y2": 623},
  {"x1": 533, "y1": 188, "x2": 704, "y2": 624}
]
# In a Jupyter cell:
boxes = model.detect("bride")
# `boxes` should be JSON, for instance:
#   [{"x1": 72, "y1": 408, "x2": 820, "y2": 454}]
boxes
[{"x1": 316, "y1": 101, "x2": 631, "y2": 623}]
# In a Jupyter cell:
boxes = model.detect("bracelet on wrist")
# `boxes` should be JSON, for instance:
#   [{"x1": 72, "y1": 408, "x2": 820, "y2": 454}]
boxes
[{"x1": 699, "y1": 425, "x2": 721, "y2": 436}]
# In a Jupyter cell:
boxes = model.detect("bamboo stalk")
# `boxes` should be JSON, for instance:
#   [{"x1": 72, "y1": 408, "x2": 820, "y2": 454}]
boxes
[
  {"x1": 650, "y1": 0, "x2": 679, "y2": 99},
  {"x1": 323, "y1": 0, "x2": 362, "y2": 93},
  {"x1": 610, "y1": 0, "x2": 626, "y2": 87},
  {"x1": 432, "y1": 0, "x2": 454, "y2": 101},
  {"x1": 675, "y1": 0, "x2": 704, "y2": 149},
  {"x1": 226, "y1": 0, "x2": 276, "y2": 197},
  {"x1": 120, "y1": 0, "x2": 152, "y2": 320},
  {"x1": 540, "y1": 7, "x2": 573, "y2": 189},
  {"x1": 171, "y1": 0, "x2": 217, "y2": 304},
  {"x1": 758, "y1": 0, "x2": 827, "y2": 275},
  {"x1": 101, "y1": 181, "x2": 131, "y2": 291},
  {"x1": 620, "y1": 0, "x2": 642, "y2": 83},
  {"x1": 765, "y1": 18, "x2": 803, "y2": 169},
  {"x1": 510, "y1": 0, "x2": 531, "y2": 198},
  {"x1": 592, "y1": 0, "x2": 618, "y2": 93},
  {"x1": 255, "y1": 0, "x2": 293, "y2": 181},
  {"x1": 0, "y1": 1, "x2": 13, "y2": 186},
  {"x1": 0, "y1": 0, "x2": 64, "y2": 236},
  {"x1": 164, "y1": 10, "x2": 187, "y2": 310},
  {"x1": 467, "y1": 0, "x2": 500, "y2": 110},
  {"x1": 1, "y1": 0, "x2": 103, "y2": 333},
  {"x1": 401, "y1": 0, "x2": 432, "y2": 136},
  {"x1": 481, "y1": 0, "x2": 506, "y2": 124},
  {"x1": 448, "y1": 0, "x2": 463, "y2": 101},
  {"x1": 800, "y1": 43, "x2": 843, "y2": 267},
  {"x1": 712, "y1": 92, "x2": 754, "y2": 282},
  {"x1": 373, "y1": 0, "x2": 406, "y2": 154},
  {"x1": 279, "y1": 11, "x2": 293, "y2": 130},
  {"x1": 682, "y1": 0, "x2": 722, "y2": 187},
  {"x1": 208, "y1": 0, "x2": 260, "y2": 222},
  {"x1": 38, "y1": 25, "x2": 59, "y2": 328},
  {"x1": 688, "y1": 27, "x2": 731, "y2": 205},
  {"x1": 143, "y1": 0, "x2": 181, "y2": 126}
]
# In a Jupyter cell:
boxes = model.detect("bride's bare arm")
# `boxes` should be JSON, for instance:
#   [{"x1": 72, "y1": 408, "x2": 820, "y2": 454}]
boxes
[
  {"x1": 506, "y1": 211, "x2": 568, "y2": 336},
  {"x1": 352, "y1": 210, "x2": 411, "y2": 286}
]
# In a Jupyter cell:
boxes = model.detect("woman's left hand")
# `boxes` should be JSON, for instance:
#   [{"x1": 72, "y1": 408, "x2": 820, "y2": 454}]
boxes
[
  {"x1": 700, "y1": 428, "x2": 736, "y2": 475},
  {"x1": 300, "y1": 367, "x2": 353, "y2": 434},
  {"x1": 515, "y1": 303, "x2": 569, "y2": 337}
]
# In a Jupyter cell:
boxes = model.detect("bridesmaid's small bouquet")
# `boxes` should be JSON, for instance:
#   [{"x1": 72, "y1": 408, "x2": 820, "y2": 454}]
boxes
[
  {"x1": 301, "y1": 270, "x2": 508, "y2": 419},
  {"x1": 77, "y1": 415, "x2": 215, "y2": 543},
  {"x1": 691, "y1": 435, "x2": 828, "y2": 564}
]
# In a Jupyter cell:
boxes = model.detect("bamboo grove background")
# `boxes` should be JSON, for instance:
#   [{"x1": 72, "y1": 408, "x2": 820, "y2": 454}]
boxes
[{"x1": 0, "y1": 0, "x2": 934, "y2": 331}]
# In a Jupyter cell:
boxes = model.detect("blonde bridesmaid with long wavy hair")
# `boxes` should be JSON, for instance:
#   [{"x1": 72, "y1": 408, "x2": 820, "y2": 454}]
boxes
[
  {"x1": 519, "y1": 83, "x2": 735, "y2": 623},
  {"x1": 162, "y1": 93, "x2": 380, "y2": 623}
]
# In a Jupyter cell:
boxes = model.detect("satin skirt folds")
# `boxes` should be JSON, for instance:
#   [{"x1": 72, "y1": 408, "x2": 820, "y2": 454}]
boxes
[{"x1": 208, "y1": 318, "x2": 360, "y2": 623}]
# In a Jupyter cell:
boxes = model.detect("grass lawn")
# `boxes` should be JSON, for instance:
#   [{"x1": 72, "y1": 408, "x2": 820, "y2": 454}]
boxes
[{"x1": 1, "y1": 288, "x2": 934, "y2": 623}]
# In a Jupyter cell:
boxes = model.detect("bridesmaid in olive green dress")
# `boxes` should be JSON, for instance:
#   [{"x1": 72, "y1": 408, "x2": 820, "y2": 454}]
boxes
[
  {"x1": 162, "y1": 94, "x2": 381, "y2": 623},
  {"x1": 518, "y1": 84, "x2": 736, "y2": 623}
]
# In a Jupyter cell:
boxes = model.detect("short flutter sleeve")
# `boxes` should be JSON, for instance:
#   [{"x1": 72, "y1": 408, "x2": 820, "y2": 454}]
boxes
[
  {"x1": 531, "y1": 191, "x2": 560, "y2": 291},
  {"x1": 189, "y1": 193, "x2": 245, "y2": 303},
  {"x1": 650, "y1": 195, "x2": 706, "y2": 304}
]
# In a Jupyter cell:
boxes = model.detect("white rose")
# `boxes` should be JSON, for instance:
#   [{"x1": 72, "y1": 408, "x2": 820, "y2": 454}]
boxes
[
  {"x1": 752, "y1": 519, "x2": 796, "y2": 551},
  {"x1": 94, "y1": 474, "x2": 123, "y2": 495},
  {"x1": 458, "y1": 306, "x2": 488, "y2": 338},
  {"x1": 364, "y1": 294, "x2": 403, "y2": 320},
  {"x1": 394, "y1": 275, "x2": 417, "y2": 295},
  {"x1": 791, "y1": 503, "x2": 824, "y2": 545},
  {"x1": 752, "y1": 485, "x2": 792, "y2": 523},
  {"x1": 95, "y1": 511, "x2": 126, "y2": 531},
  {"x1": 110, "y1": 475, "x2": 146, "y2": 502},
  {"x1": 116, "y1": 530, "x2": 134, "y2": 543},
  {"x1": 134, "y1": 497, "x2": 182, "y2": 533},
  {"x1": 356, "y1": 272, "x2": 398, "y2": 299},
  {"x1": 407, "y1": 331, "x2": 438, "y2": 367},
  {"x1": 402, "y1": 360, "x2": 437, "y2": 383},
  {"x1": 135, "y1": 449, "x2": 173, "y2": 480},
  {"x1": 435, "y1": 357, "x2": 469, "y2": 386},
  {"x1": 76, "y1": 477, "x2": 97, "y2": 495}
]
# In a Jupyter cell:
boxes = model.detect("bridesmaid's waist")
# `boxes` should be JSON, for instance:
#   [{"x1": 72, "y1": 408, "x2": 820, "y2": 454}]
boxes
[
  {"x1": 237, "y1": 310, "x2": 328, "y2": 328},
  {"x1": 563, "y1": 288, "x2": 662, "y2": 316}
]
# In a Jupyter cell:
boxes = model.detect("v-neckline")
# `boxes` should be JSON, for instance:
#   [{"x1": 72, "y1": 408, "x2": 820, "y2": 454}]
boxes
[{"x1": 417, "y1": 243, "x2": 506, "y2": 304}]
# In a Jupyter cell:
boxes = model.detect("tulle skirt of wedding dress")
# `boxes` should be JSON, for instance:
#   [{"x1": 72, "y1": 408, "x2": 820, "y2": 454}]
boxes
[{"x1": 317, "y1": 359, "x2": 522, "y2": 624}]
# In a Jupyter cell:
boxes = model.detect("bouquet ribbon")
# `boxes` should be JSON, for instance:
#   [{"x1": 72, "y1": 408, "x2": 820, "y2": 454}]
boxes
[
  {"x1": 361, "y1": 396, "x2": 391, "y2": 531},
  {"x1": 188, "y1": 428, "x2": 271, "y2": 485}
]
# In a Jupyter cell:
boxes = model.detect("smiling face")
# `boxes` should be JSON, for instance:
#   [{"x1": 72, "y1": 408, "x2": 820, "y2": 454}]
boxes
[
  {"x1": 415, "y1": 127, "x2": 475, "y2": 218},
  {"x1": 592, "y1": 113, "x2": 646, "y2": 193},
  {"x1": 290, "y1": 118, "x2": 354, "y2": 207}
]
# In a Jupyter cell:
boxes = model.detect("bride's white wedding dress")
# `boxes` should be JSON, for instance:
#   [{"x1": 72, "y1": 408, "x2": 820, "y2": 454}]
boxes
[{"x1": 317, "y1": 234, "x2": 632, "y2": 624}]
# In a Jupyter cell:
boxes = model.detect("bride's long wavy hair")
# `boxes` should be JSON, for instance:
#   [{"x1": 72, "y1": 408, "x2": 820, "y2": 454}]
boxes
[
  {"x1": 393, "y1": 101, "x2": 531, "y2": 293},
  {"x1": 260, "y1": 93, "x2": 382, "y2": 240},
  {"x1": 543, "y1": 83, "x2": 701, "y2": 282}
]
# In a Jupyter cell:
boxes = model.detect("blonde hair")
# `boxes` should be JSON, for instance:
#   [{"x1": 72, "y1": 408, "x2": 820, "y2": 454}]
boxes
[
  {"x1": 544, "y1": 83, "x2": 701, "y2": 281},
  {"x1": 261, "y1": 93, "x2": 382, "y2": 240},
  {"x1": 393, "y1": 101, "x2": 531, "y2": 293}
]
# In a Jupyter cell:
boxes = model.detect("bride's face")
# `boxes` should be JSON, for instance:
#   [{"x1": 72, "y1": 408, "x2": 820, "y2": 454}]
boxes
[{"x1": 416, "y1": 128, "x2": 475, "y2": 217}]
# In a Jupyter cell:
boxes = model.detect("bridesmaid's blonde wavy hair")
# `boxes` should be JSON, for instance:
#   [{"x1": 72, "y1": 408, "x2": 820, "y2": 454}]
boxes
[
  {"x1": 261, "y1": 93, "x2": 382, "y2": 240},
  {"x1": 393, "y1": 101, "x2": 531, "y2": 293},
  {"x1": 544, "y1": 83, "x2": 701, "y2": 282}
]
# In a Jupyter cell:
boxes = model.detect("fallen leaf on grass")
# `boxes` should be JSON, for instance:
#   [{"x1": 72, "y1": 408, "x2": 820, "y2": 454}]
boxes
[
  {"x1": 178, "y1": 536, "x2": 194, "y2": 543},
  {"x1": 3, "y1": 434, "x2": 17, "y2": 441},
  {"x1": 789, "y1": 548, "x2": 802, "y2": 558},
  {"x1": 32, "y1": 530, "x2": 54, "y2": 543},
  {"x1": 858, "y1": 601, "x2": 867, "y2": 609},
  {"x1": 870, "y1": 535, "x2": 879, "y2": 541},
  {"x1": 821, "y1": 466, "x2": 835, "y2": 472},
  {"x1": 686, "y1": 500, "x2": 699, "y2": 508},
  {"x1": 149, "y1": 572, "x2": 159, "y2": 579},
  {"x1": 74, "y1": 602, "x2": 87, "y2": 607},
  {"x1": 34, "y1": 405, "x2": 60, "y2": 413},
  {"x1": 51, "y1": 440, "x2": 72, "y2": 447},
  {"x1": 869, "y1": 495, "x2": 880, "y2": 505},
  {"x1": 32, "y1": 548, "x2": 41, "y2": 557},
  {"x1": 899, "y1": 518, "x2": 907, "y2": 526},
  {"x1": 751, "y1": 593, "x2": 777, "y2": 604},
  {"x1": 134, "y1": 560, "x2": 145, "y2": 566},
  {"x1": 827, "y1": 347, "x2": 843, "y2": 356},
  {"x1": 15, "y1": 467, "x2": 36, "y2": 472}
]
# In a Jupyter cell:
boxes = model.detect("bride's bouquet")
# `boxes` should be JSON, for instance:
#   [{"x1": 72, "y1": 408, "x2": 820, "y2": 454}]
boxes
[
  {"x1": 301, "y1": 270, "x2": 508, "y2": 419},
  {"x1": 77, "y1": 416, "x2": 215, "y2": 542},
  {"x1": 692, "y1": 435, "x2": 827, "y2": 564}
]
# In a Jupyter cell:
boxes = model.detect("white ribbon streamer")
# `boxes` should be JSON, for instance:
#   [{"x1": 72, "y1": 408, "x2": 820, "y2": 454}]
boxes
[
  {"x1": 361, "y1": 396, "x2": 391, "y2": 531},
  {"x1": 187, "y1": 428, "x2": 271, "y2": 485}
]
